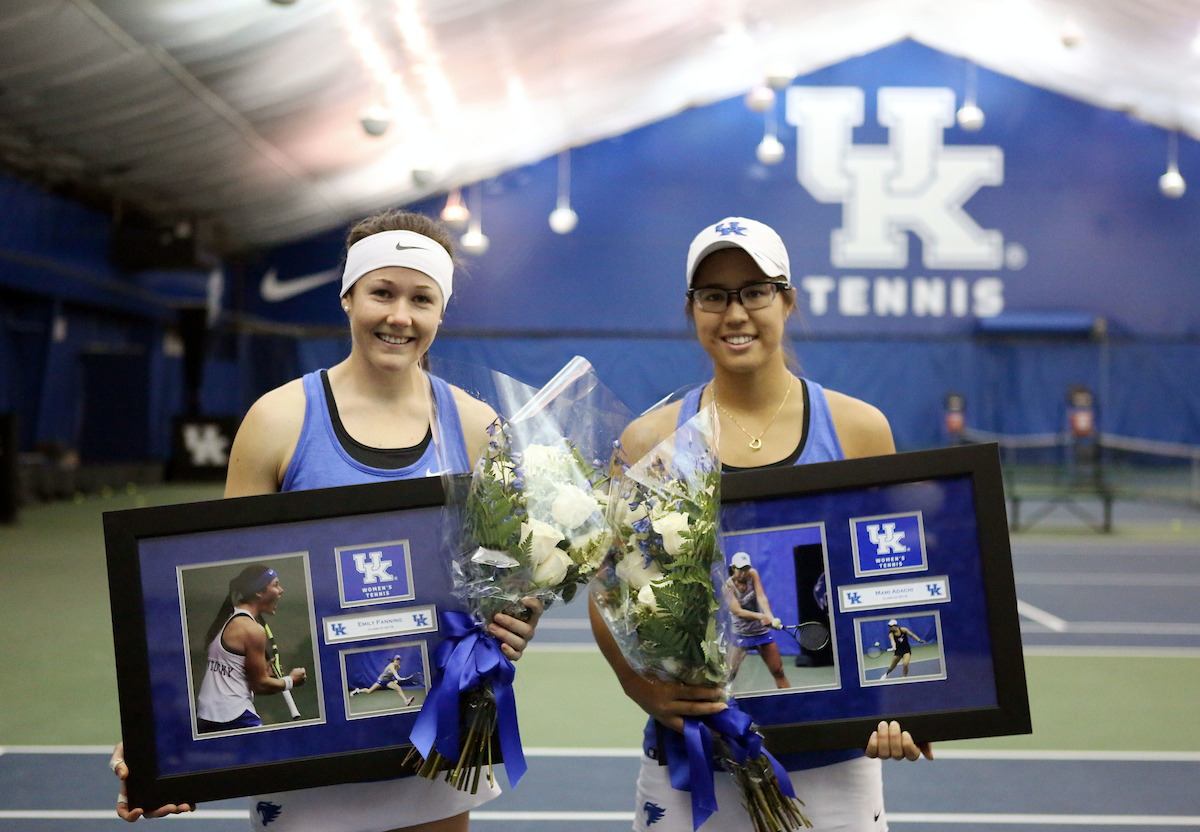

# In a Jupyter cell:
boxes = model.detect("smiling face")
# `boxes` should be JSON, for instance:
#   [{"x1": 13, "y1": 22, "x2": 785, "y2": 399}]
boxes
[
  {"x1": 690, "y1": 248, "x2": 794, "y2": 375},
  {"x1": 343, "y1": 266, "x2": 444, "y2": 370}
]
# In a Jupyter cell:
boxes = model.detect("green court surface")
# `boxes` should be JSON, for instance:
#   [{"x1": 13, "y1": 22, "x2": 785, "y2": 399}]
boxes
[{"x1": 2, "y1": 484, "x2": 1198, "y2": 754}]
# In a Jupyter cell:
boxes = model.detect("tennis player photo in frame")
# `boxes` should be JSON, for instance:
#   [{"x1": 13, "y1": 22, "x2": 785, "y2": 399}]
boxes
[
  {"x1": 720, "y1": 444, "x2": 1031, "y2": 754},
  {"x1": 855, "y1": 611, "x2": 947, "y2": 686},
  {"x1": 178, "y1": 553, "x2": 323, "y2": 737},
  {"x1": 342, "y1": 641, "x2": 430, "y2": 719},
  {"x1": 105, "y1": 475, "x2": 471, "y2": 809},
  {"x1": 720, "y1": 523, "x2": 841, "y2": 697}
]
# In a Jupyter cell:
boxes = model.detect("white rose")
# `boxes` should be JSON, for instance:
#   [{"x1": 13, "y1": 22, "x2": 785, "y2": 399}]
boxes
[
  {"x1": 652, "y1": 511, "x2": 690, "y2": 556},
  {"x1": 521, "y1": 444, "x2": 567, "y2": 478},
  {"x1": 521, "y1": 518, "x2": 566, "y2": 566},
  {"x1": 615, "y1": 554, "x2": 664, "y2": 590},
  {"x1": 637, "y1": 582, "x2": 659, "y2": 613},
  {"x1": 551, "y1": 484, "x2": 600, "y2": 530},
  {"x1": 532, "y1": 549, "x2": 572, "y2": 587},
  {"x1": 615, "y1": 498, "x2": 649, "y2": 529}
]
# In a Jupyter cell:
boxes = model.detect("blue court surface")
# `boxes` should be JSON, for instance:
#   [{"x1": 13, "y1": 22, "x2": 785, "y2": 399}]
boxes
[{"x1": 2, "y1": 748, "x2": 1199, "y2": 830}]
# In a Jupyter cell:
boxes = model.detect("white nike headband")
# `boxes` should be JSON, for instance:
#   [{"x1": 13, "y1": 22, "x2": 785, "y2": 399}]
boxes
[{"x1": 341, "y1": 230, "x2": 454, "y2": 305}]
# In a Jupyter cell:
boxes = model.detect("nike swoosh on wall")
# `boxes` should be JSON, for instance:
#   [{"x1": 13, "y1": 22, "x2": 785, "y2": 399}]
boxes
[{"x1": 259, "y1": 266, "x2": 340, "y2": 302}]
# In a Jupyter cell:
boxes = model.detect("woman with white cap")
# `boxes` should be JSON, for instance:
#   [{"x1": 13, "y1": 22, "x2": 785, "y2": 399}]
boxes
[
  {"x1": 725, "y1": 551, "x2": 788, "y2": 688},
  {"x1": 591, "y1": 217, "x2": 931, "y2": 832},
  {"x1": 112, "y1": 209, "x2": 541, "y2": 832}
]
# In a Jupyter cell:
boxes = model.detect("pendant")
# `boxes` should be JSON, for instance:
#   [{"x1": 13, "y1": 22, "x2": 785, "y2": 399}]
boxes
[{"x1": 749, "y1": 438, "x2": 763, "y2": 450}]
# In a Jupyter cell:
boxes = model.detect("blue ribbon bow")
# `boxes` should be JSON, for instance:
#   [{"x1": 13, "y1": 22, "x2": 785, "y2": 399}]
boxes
[
  {"x1": 662, "y1": 702, "x2": 795, "y2": 830},
  {"x1": 409, "y1": 610, "x2": 527, "y2": 786}
]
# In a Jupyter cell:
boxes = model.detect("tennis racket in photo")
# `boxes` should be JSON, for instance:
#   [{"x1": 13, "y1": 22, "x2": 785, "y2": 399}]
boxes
[
  {"x1": 783, "y1": 620, "x2": 831, "y2": 651},
  {"x1": 866, "y1": 642, "x2": 884, "y2": 659},
  {"x1": 263, "y1": 621, "x2": 301, "y2": 719}
]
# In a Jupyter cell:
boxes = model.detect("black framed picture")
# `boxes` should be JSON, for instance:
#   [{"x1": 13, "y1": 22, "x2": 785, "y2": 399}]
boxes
[
  {"x1": 104, "y1": 476, "x2": 467, "y2": 810},
  {"x1": 718, "y1": 443, "x2": 1030, "y2": 753}
]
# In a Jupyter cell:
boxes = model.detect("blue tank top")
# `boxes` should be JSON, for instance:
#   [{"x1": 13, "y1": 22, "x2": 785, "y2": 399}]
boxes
[
  {"x1": 281, "y1": 371, "x2": 472, "y2": 491},
  {"x1": 643, "y1": 377, "x2": 859, "y2": 771}
]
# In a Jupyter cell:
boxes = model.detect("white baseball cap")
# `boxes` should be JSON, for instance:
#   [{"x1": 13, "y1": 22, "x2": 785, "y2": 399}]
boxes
[
  {"x1": 686, "y1": 218, "x2": 791, "y2": 287},
  {"x1": 887, "y1": 619, "x2": 898, "y2": 626},
  {"x1": 730, "y1": 552, "x2": 752, "y2": 569}
]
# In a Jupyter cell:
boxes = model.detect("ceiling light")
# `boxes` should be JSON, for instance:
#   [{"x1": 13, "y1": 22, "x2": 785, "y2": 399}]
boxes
[
  {"x1": 765, "y1": 63, "x2": 795, "y2": 91},
  {"x1": 756, "y1": 134, "x2": 784, "y2": 165},
  {"x1": 549, "y1": 206, "x2": 578, "y2": 234},
  {"x1": 957, "y1": 104, "x2": 985, "y2": 132},
  {"x1": 745, "y1": 85, "x2": 776, "y2": 113},
  {"x1": 1160, "y1": 131, "x2": 1186, "y2": 198},
  {"x1": 549, "y1": 150, "x2": 578, "y2": 234},
  {"x1": 459, "y1": 184, "x2": 489, "y2": 255},
  {"x1": 957, "y1": 62, "x2": 985, "y2": 132},
  {"x1": 360, "y1": 104, "x2": 391, "y2": 137},
  {"x1": 441, "y1": 188, "x2": 469, "y2": 229},
  {"x1": 459, "y1": 228, "x2": 489, "y2": 255},
  {"x1": 1061, "y1": 19, "x2": 1084, "y2": 49}
]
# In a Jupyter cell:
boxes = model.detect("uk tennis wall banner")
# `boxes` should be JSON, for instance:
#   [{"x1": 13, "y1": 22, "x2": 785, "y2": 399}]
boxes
[
  {"x1": 246, "y1": 40, "x2": 1200, "y2": 339},
  {"x1": 849, "y1": 511, "x2": 927, "y2": 576}
]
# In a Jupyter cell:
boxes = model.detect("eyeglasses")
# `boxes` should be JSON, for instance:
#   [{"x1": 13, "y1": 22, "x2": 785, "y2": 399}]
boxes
[{"x1": 688, "y1": 281, "x2": 790, "y2": 313}]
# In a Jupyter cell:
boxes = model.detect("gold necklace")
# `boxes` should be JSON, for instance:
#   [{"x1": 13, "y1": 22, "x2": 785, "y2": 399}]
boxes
[{"x1": 713, "y1": 378, "x2": 793, "y2": 451}]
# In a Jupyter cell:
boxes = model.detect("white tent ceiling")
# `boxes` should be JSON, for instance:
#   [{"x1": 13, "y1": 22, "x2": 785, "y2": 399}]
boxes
[{"x1": 0, "y1": 0, "x2": 1197, "y2": 252}]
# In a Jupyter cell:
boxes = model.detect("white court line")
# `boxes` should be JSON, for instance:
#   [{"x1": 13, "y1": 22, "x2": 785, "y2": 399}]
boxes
[
  {"x1": 0, "y1": 810, "x2": 248, "y2": 819},
  {"x1": 934, "y1": 750, "x2": 1200, "y2": 761},
  {"x1": 524, "y1": 642, "x2": 600, "y2": 652},
  {"x1": 1017, "y1": 599, "x2": 1068, "y2": 631},
  {"x1": 473, "y1": 811, "x2": 634, "y2": 821},
  {"x1": 6, "y1": 746, "x2": 1194, "y2": 762},
  {"x1": 888, "y1": 813, "x2": 1200, "y2": 825},
  {"x1": 1024, "y1": 645, "x2": 1200, "y2": 658},
  {"x1": 0, "y1": 745, "x2": 114, "y2": 755},
  {"x1": 3, "y1": 810, "x2": 1198, "y2": 824},
  {"x1": 525, "y1": 747, "x2": 642, "y2": 756},
  {"x1": 1016, "y1": 600, "x2": 1200, "y2": 635},
  {"x1": 1017, "y1": 573, "x2": 1200, "y2": 586}
]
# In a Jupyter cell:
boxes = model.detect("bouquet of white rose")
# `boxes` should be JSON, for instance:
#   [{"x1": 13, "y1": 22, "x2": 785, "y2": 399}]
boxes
[
  {"x1": 592, "y1": 404, "x2": 809, "y2": 832},
  {"x1": 408, "y1": 357, "x2": 626, "y2": 793}
]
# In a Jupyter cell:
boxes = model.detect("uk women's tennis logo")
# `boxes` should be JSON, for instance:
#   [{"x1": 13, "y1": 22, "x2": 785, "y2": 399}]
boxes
[
  {"x1": 334, "y1": 539, "x2": 416, "y2": 606},
  {"x1": 849, "y1": 511, "x2": 928, "y2": 577}
]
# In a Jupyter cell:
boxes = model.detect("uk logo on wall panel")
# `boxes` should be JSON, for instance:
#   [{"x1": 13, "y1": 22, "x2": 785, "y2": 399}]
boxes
[
  {"x1": 849, "y1": 511, "x2": 927, "y2": 577},
  {"x1": 335, "y1": 539, "x2": 415, "y2": 607},
  {"x1": 787, "y1": 84, "x2": 1012, "y2": 325}
]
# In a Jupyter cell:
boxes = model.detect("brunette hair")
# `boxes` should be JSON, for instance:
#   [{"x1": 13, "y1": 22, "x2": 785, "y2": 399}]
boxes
[
  {"x1": 203, "y1": 563, "x2": 274, "y2": 647},
  {"x1": 345, "y1": 209, "x2": 456, "y2": 259}
]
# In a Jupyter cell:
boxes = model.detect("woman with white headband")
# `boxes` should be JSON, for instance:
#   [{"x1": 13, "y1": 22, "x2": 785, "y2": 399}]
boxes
[
  {"x1": 112, "y1": 209, "x2": 541, "y2": 832},
  {"x1": 591, "y1": 217, "x2": 931, "y2": 832}
]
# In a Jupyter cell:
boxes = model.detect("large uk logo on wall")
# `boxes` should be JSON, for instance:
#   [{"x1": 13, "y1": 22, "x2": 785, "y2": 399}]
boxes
[{"x1": 786, "y1": 86, "x2": 1016, "y2": 322}]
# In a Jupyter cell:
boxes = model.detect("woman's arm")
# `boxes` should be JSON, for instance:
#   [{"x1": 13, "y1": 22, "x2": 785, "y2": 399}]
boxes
[
  {"x1": 825, "y1": 390, "x2": 896, "y2": 459},
  {"x1": 225, "y1": 381, "x2": 306, "y2": 498},
  {"x1": 749, "y1": 569, "x2": 775, "y2": 621},
  {"x1": 449, "y1": 385, "x2": 499, "y2": 467},
  {"x1": 726, "y1": 581, "x2": 755, "y2": 620},
  {"x1": 589, "y1": 596, "x2": 725, "y2": 732}
]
